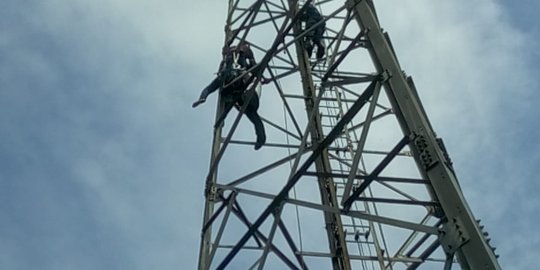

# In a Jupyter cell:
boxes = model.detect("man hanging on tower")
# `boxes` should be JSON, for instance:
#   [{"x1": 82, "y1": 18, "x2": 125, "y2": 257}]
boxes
[{"x1": 192, "y1": 41, "x2": 266, "y2": 150}]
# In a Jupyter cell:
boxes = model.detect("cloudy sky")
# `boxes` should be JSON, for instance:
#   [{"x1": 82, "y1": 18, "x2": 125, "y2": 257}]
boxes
[{"x1": 1, "y1": 0, "x2": 539, "y2": 269}]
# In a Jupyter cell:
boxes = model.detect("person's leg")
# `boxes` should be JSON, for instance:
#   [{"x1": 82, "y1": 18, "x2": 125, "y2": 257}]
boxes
[
  {"x1": 214, "y1": 94, "x2": 235, "y2": 129},
  {"x1": 304, "y1": 39, "x2": 314, "y2": 58},
  {"x1": 314, "y1": 22, "x2": 326, "y2": 59},
  {"x1": 304, "y1": 22, "x2": 316, "y2": 58},
  {"x1": 243, "y1": 91, "x2": 266, "y2": 150},
  {"x1": 193, "y1": 77, "x2": 220, "y2": 108}
]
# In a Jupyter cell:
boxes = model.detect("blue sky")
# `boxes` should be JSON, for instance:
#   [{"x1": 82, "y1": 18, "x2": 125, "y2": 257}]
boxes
[{"x1": 1, "y1": 0, "x2": 539, "y2": 269}]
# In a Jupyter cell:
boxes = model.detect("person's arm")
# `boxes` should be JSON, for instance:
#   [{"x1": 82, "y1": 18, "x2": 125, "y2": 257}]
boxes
[{"x1": 218, "y1": 59, "x2": 226, "y2": 73}]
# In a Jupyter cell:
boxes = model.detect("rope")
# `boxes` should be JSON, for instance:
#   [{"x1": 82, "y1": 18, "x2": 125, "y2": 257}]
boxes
[{"x1": 274, "y1": 55, "x2": 304, "y2": 252}]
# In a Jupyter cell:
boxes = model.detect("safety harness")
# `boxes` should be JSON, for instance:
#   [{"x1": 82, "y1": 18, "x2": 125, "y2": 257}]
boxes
[{"x1": 219, "y1": 48, "x2": 248, "y2": 93}]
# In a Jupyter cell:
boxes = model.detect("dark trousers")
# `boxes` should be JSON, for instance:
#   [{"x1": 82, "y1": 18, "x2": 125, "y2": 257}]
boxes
[
  {"x1": 198, "y1": 78, "x2": 221, "y2": 101},
  {"x1": 200, "y1": 78, "x2": 266, "y2": 143},
  {"x1": 220, "y1": 90, "x2": 265, "y2": 144},
  {"x1": 305, "y1": 21, "x2": 325, "y2": 57}
]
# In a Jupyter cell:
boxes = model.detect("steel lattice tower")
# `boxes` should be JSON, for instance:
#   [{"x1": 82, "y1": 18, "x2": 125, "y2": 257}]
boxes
[{"x1": 197, "y1": 0, "x2": 501, "y2": 269}]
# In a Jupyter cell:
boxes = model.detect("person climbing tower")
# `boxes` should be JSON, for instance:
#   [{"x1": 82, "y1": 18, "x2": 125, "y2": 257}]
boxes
[
  {"x1": 300, "y1": 3, "x2": 326, "y2": 59},
  {"x1": 192, "y1": 41, "x2": 266, "y2": 150}
]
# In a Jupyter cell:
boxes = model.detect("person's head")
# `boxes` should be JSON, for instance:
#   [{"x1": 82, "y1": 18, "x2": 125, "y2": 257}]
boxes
[
  {"x1": 222, "y1": 45, "x2": 229, "y2": 56},
  {"x1": 238, "y1": 40, "x2": 250, "y2": 51}
]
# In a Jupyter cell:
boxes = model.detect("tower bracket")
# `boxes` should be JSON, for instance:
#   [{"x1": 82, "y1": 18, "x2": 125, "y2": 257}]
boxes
[{"x1": 439, "y1": 217, "x2": 470, "y2": 256}]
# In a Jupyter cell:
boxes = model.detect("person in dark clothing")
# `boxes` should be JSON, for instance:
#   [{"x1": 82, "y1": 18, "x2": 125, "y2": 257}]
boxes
[
  {"x1": 300, "y1": 4, "x2": 326, "y2": 59},
  {"x1": 192, "y1": 42, "x2": 266, "y2": 150}
]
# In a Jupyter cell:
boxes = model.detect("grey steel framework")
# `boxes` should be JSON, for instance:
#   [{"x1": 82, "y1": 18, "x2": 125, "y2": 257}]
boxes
[{"x1": 197, "y1": 0, "x2": 501, "y2": 269}]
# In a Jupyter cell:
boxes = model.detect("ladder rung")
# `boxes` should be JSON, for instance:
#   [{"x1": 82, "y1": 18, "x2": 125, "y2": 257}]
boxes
[{"x1": 346, "y1": 240, "x2": 375, "y2": 245}]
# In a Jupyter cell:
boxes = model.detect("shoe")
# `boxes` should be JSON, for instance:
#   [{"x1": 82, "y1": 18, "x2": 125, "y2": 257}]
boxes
[
  {"x1": 306, "y1": 45, "x2": 314, "y2": 58},
  {"x1": 316, "y1": 47, "x2": 325, "y2": 60},
  {"x1": 192, "y1": 98, "x2": 206, "y2": 108},
  {"x1": 254, "y1": 141, "x2": 264, "y2": 150},
  {"x1": 254, "y1": 135, "x2": 266, "y2": 150}
]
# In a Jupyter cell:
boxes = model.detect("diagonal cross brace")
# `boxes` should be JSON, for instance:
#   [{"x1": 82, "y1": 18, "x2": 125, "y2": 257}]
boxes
[
  {"x1": 231, "y1": 201, "x2": 303, "y2": 270},
  {"x1": 342, "y1": 134, "x2": 412, "y2": 211},
  {"x1": 215, "y1": 79, "x2": 379, "y2": 270}
]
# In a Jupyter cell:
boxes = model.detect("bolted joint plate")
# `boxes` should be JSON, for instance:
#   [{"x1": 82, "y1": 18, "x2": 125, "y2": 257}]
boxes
[
  {"x1": 205, "y1": 183, "x2": 220, "y2": 201},
  {"x1": 413, "y1": 134, "x2": 439, "y2": 170},
  {"x1": 439, "y1": 216, "x2": 470, "y2": 256}
]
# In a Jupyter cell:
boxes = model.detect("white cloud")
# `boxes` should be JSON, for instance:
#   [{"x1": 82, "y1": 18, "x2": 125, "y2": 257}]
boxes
[{"x1": 2, "y1": 0, "x2": 539, "y2": 269}]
